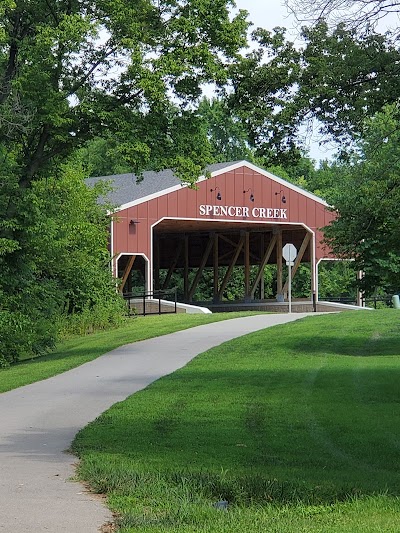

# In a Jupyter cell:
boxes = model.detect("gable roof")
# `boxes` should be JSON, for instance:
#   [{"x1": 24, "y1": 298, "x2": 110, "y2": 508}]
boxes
[
  {"x1": 86, "y1": 168, "x2": 182, "y2": 208},
  {"x1": 87, "y1": 160, "x2": 328, "y2": 211}
]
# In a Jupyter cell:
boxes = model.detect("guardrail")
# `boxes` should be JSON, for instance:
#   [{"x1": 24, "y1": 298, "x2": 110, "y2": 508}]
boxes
[
  {"x1": 365, "y1": 296, "x2": 394, "y2": 309},
  {"x1": 123, "y1": 288, "x2": 178, "y2": 316},
  {"x1": 323, "y1": 296, "x2": 394, "y2": 308}
]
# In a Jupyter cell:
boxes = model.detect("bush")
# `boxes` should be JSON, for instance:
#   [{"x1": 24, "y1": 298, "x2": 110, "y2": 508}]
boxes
[
  {"x1": 0, "y1": 310, "x2": 57, "y2": 365},
  {"x1": 59, "y1": 296, "x2": 126, "y2": 337}
]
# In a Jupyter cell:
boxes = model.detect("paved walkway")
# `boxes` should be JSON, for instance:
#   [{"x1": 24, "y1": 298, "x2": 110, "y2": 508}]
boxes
[{"x1": 0, "y1": 313, "x2": 312, "y2": 532}]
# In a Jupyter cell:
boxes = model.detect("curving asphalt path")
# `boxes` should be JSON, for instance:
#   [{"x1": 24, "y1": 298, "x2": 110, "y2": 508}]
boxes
[{"x1": 0, "y1": 313, "x2": 313, "y2": 532}]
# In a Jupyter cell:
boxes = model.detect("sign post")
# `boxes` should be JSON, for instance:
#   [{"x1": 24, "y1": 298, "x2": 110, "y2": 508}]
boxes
[{"x1": 282, "y1": 243, "x2": 297, "y2": 313}]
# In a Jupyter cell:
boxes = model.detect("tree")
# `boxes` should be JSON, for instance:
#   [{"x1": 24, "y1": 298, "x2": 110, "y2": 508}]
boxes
[
  {"x1": 0, "y1": 161, "x2": 124, "y2": 365},
  {"x1": 0, "y1": 0, "x2": 250, "y2": 268},
  {"x1": 0, "y1": 0, "x2": 248, "y2": 187},
  {"x1": 26, "y1": 162, "x2": 121, "y2": 315},
  {"x1": 77, "y1": 104, "x2": 216, "y2": 178},
  {"x1": 197, "y1": 97, "x2": 259, "y2": 163},
  {"x1": 228, "y1": 26, "x2": 304, "y2": 165},
  {"x1": 285, "y1": 0, "x2": 400, "y2": 33},
  {"x1": 323, "y1": 103, "x2": 400, "y2": 294},
  {"x1": 0, "y1": 0, "x2": 250, "y2": 256},
  {"x1": 298, "y1": 22, "x2": 400, "y2": 148},
  {"x1": 228, "y1": 22, "x2": 400, "y2": 158},
  {"x1": 0, "y1": 0, "x2": 250, "y2": 361}
]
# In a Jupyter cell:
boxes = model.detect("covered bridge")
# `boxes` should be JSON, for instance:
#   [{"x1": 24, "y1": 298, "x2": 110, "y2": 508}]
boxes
[{"x1": 88, "y1": 161, "x2": 336, "y2": 311}]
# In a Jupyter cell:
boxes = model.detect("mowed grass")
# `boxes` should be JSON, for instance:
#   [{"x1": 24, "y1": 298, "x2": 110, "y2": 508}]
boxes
[
  {"x1": 72, "y1": 310, "x2": 400, "y2": 532},
  {"x1": 0, "y1": 312, "x2": 257, "y2": 393}
]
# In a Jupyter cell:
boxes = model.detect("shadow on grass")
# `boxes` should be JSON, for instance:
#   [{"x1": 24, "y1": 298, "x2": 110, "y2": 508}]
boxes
[
  {"x1": 73, "y1": 362, "x2": 400, "y2": 506},
  {"x1": 14, "y1": 341, "x2": 122, "y2": 367},
  {"x1": 289, "y1": 334, "x2": 400, "y2": 357}
]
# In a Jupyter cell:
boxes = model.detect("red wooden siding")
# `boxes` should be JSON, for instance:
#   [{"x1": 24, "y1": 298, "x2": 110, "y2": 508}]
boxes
[{"x1": 112, "y1": 164, "x2": 335, "y2": 262}]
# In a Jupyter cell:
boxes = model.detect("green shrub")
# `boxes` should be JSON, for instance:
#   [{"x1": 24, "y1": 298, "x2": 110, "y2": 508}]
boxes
[
  {"x1": 59, "y1": 296, "x2": 126, "y2": 337},
  {"x1": 0, "y1": 310, "x2": 57, "y2": 364}
]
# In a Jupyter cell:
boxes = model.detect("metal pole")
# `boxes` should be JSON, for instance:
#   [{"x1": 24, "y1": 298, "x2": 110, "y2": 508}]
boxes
[
  {"x1": 288, "y1": 260, "x2": 292, "y2": 313},
  {"x1": 289, "y1": 246, "x2": 293, "y2": 313}
]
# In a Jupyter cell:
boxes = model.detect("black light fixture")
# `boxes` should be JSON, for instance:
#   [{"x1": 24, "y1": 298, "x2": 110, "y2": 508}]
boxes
[
  {"x1": 243, "y1": 188, "x2": 255, "y2": 202},
  {"x1": 210, "y1": 186, "x2": 222, "y2": 201},
  {"x1": 275, "y1": 190, "x2": 286, "y2": 204},
  {"x1": 129, "y1": 219, "x2": 140, "y2": 225}
]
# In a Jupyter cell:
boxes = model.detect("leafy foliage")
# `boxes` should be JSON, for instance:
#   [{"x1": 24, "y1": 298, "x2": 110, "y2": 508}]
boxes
[
  {"x1": 228, "y1": 27, "x2": 303, "y2": 165},
  {"x1": 299, "y1": 22, "x2": 400, "y2": 148},
  {"x1": 0, "y1": 0, "x2": 250, "y2": 362},
  {"x1": 323, "y1": 104, "x2": 400, "y2": 294},
  {"x1": 228, "y1": 22, "x2": 400, "y2": 159},
  {"x1": 0, "y1": 163, "x2": 124, "y2": 364},
  {"x1": 197, "y1": 97, "x2": 259, "y2": 163},
  {"x1": 0, "y1": 0, "x2": 249, "y2": 186}
]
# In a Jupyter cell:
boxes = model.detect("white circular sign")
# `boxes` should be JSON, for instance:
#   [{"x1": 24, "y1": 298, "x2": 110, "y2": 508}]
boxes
[{"x1": 282, "y1": 243, "x2": 297, "y2": 263}]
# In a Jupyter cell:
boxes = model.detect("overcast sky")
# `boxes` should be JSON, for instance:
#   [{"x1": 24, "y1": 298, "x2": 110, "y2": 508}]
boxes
[
  {"x1": 235, "y1": 0, "x2": 399, "y2": 34},
  {"x1": 235, "y1": 0, "x2": 296, "y2": 34}
]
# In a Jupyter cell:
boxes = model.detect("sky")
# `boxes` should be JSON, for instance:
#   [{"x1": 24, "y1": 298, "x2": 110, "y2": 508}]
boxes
[
  {"x1": 235, "y1": 0, "x2": 399, "y2": 35},
  {"x1": 235, "y1": 0, "x2": 296, "y2": 34}
]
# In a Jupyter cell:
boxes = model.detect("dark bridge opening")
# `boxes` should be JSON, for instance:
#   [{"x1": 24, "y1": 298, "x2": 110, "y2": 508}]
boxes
[{"x1": 153, "y1": 219, "x2": 312, "y2": 304}]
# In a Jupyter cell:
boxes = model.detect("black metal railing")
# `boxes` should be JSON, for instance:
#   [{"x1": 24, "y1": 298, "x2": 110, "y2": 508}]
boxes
[
  {"x1": 322, "y1": 297, "x2": 357, "y2": 305},
  {"x1": 323, "y1": 296, "x2": 394, "y2": 308},
  {"x1": 364, "y1": 296, "x2": 393, "y2": 309},
  {"x1": 123, "y1": 288, "x2": 178, "y2": 316}
]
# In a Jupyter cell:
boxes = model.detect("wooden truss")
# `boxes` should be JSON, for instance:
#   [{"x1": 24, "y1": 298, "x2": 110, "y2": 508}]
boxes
[{"x1": 154, "y1": 228, "x2": 313, "y2": 303}]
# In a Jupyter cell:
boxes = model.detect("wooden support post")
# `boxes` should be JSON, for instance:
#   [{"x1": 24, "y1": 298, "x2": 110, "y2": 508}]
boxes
[
  {"x1": 119, "y1": 255, "x2": 136, "y2": 293},
  {"x1": 276, "y1": 230, "x2": 283, "y2": 300},
  {"x1": 162, "y1": 240, "x2": 183, "y2": 290},
  {"x1": 218, "y1": 234, "x2": 245, "y2": 300},
  {"x1": 250, "y1": 235, "x2": 277, "y2": 298},
  {"x1": 213, "y1": 233, "x2": 219, "y2": 302},
  {"x1": 244, "y1": 231, "x2": 250, "y2": 300},
  {"x1": 154, "y1": 236, "x2": 160, "y2": 290},
  {"x1": 282, "y1": 233, "x2": 311, "y2": 295},
  {"x1": 188, "y1": 235, "x2": 214, "y2": 301},
  {"x1": 184, "y1": 234, "x2": 189, "y2": 300},
  {"x1": 310, "y1": 235, "x2": 316, "y2": 310}
]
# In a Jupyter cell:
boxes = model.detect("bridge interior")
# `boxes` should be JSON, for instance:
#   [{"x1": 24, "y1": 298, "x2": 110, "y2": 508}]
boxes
[{"x1": 151, "y1": 220, "x2": 314, "y2": 303}]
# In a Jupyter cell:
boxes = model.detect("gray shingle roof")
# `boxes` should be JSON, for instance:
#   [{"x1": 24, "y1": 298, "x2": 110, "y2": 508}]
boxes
[
  {"x1": 206, "y1": 161, "x2": 243, "y2": 173},
  {"x1": 86, "y1": 162, "x2": 244, "y2": 207},
  {"x1": 86, "y1": 168, "x2": 182, "y2": 208},
  {"x1": 87, "y1": 160, "x2": 329, "y2": 209}
]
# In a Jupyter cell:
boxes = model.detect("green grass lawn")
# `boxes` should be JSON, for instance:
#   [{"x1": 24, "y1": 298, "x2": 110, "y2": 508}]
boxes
[
  {"x1": 0, "y1": 312, "x2": 257, "y2": 394},
  {"x1": 72, "y1": 310, "x2": 400, "y2": 532}
]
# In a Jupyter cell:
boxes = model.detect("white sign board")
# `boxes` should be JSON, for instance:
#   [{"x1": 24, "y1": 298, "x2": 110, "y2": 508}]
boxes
[
  {"x1": 282, "y1": 243, "x2": 297, "y2": 266},
  {"x1": 282, "y1": 243, "x2": 297, "y2": 313}
]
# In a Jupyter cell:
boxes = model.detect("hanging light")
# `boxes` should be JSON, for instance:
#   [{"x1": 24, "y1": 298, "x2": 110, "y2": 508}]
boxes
[
  {"x1": 210, "y1": 186, "x2": 222, "y2": 201},
  {"x1": 243, "y1": 188, "x2": 255, "y2": 202}
]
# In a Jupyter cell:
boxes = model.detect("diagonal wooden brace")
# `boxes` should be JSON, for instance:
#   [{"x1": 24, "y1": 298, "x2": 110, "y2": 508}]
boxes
[
  {"x1": 188, "y1": 234, "x2": 214, "y2": 300},
  {"x1": 119, "y1": 255, "x2": 136, "y2": 293},
  {"x1": 217, "y1": 234, "x2": 245, "y2": 300},
  {"x1": 250, "y1": 235, "x2": 277, "y2": 298}
]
